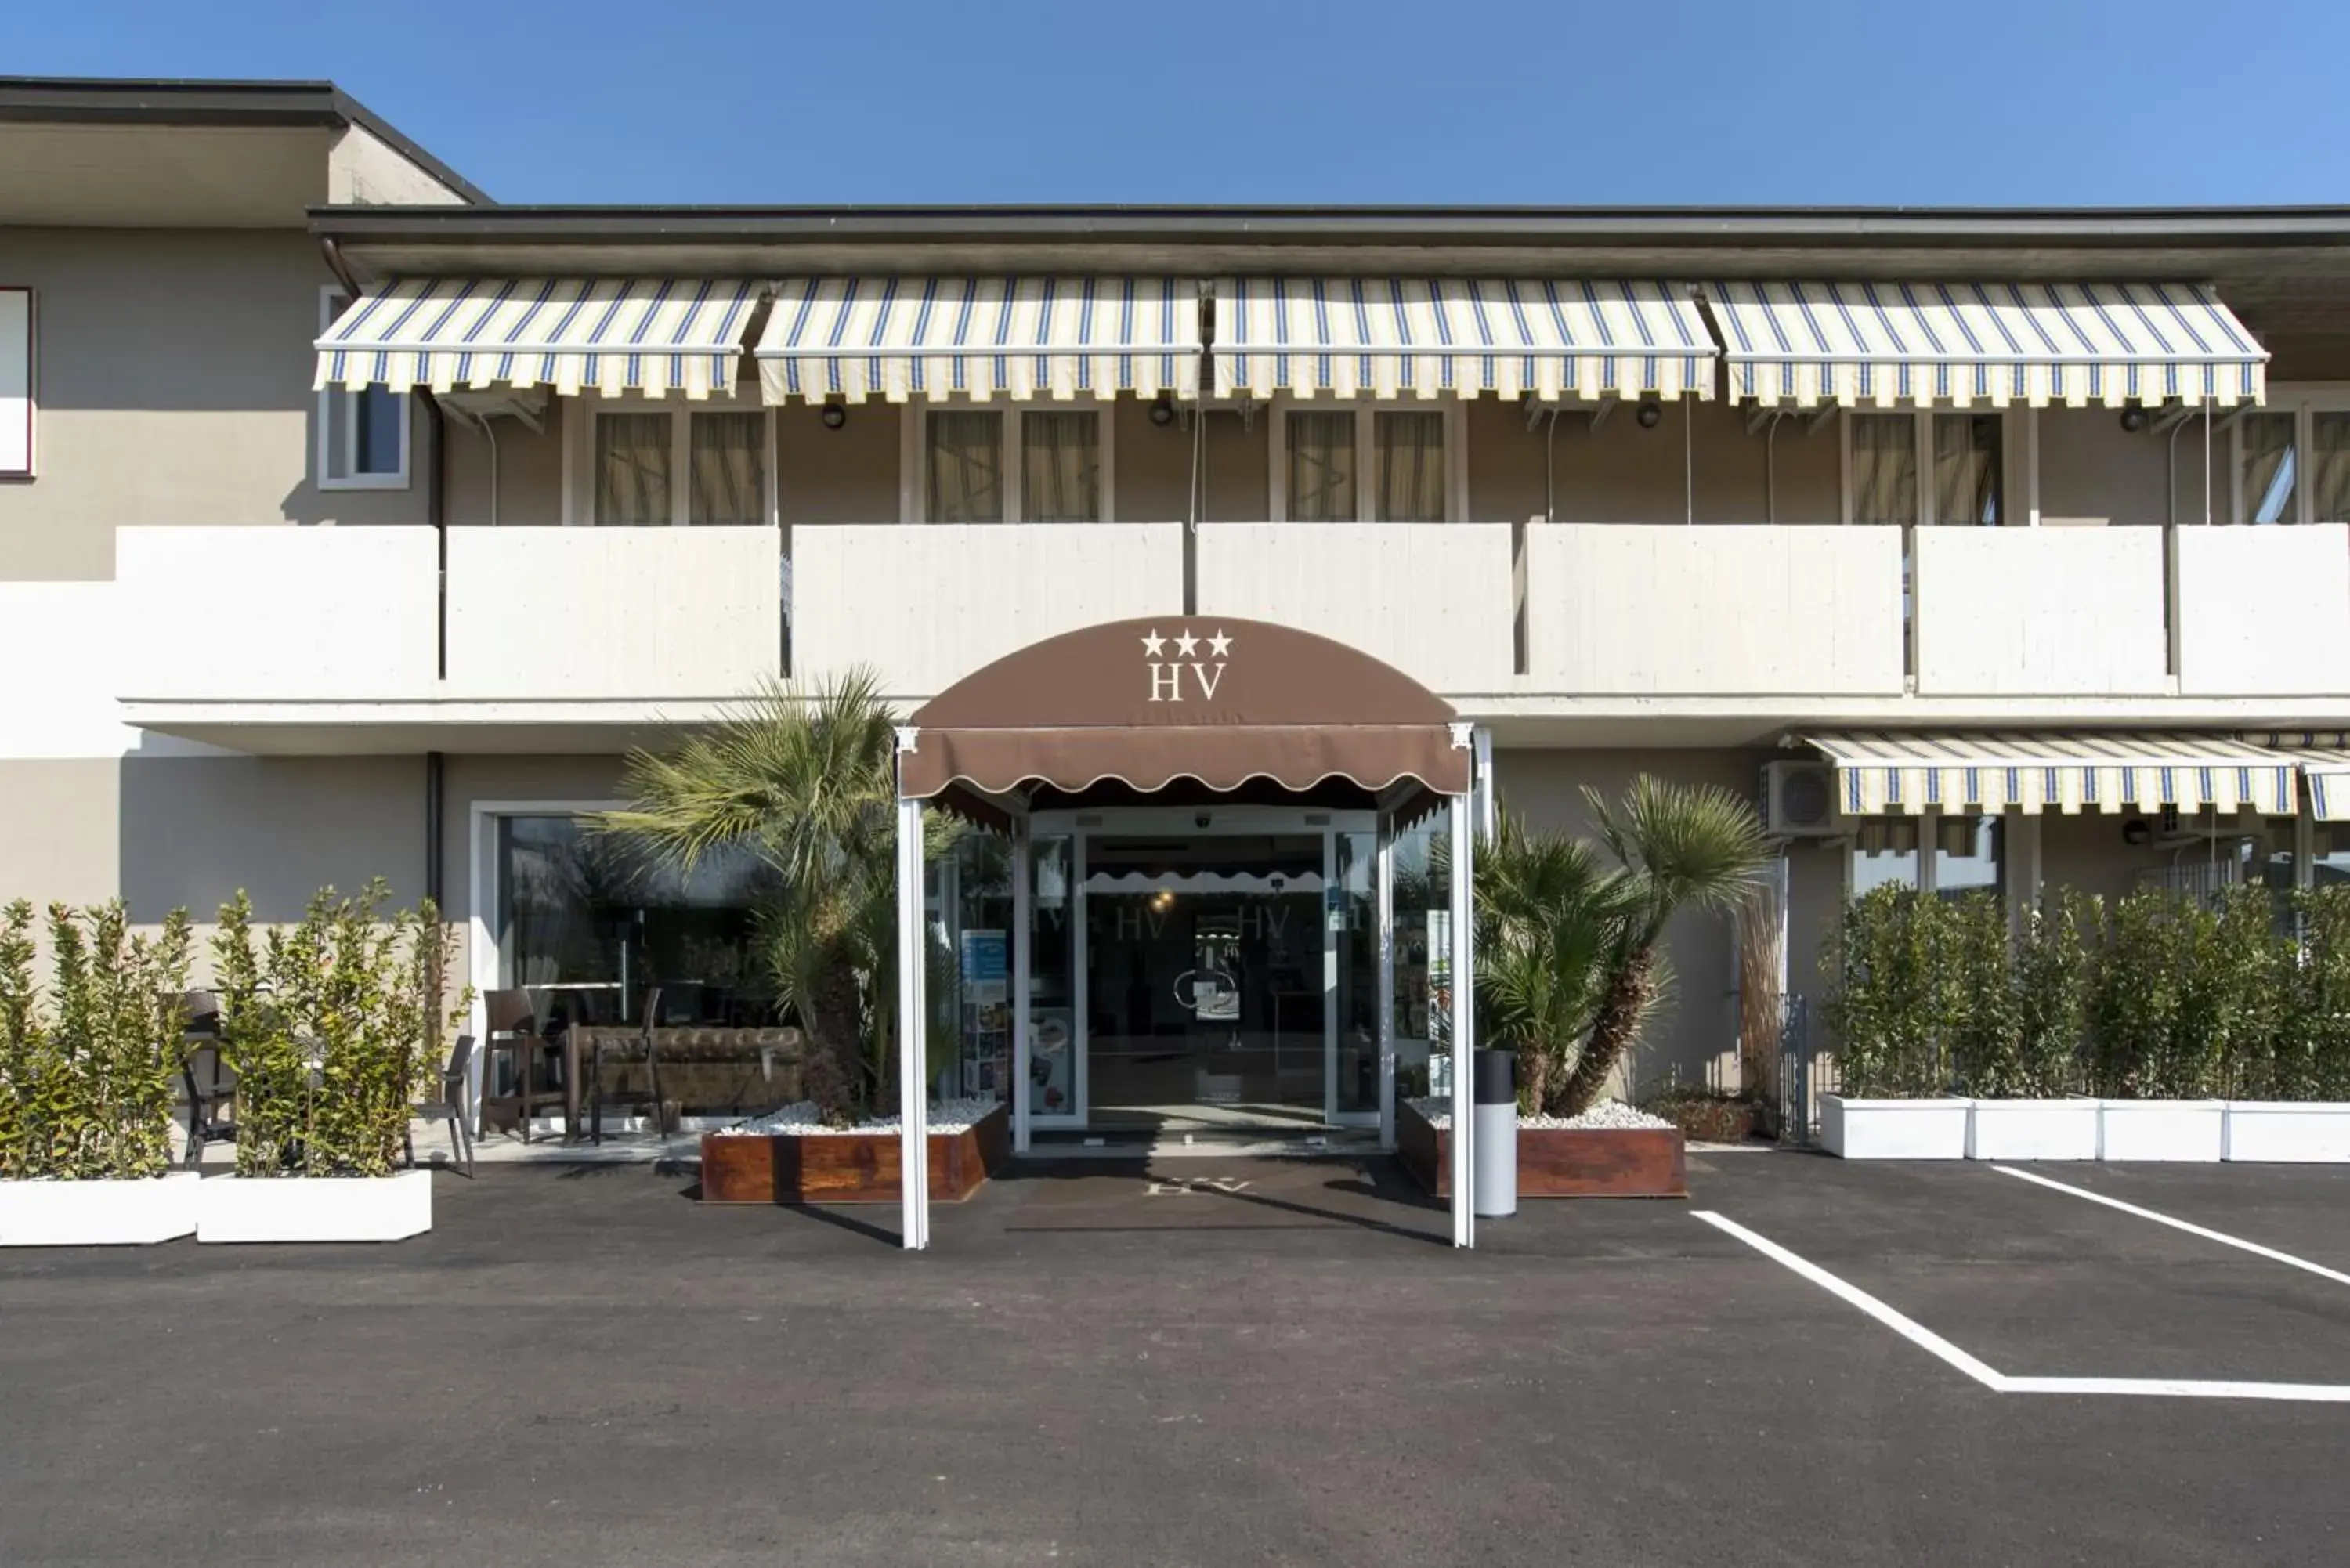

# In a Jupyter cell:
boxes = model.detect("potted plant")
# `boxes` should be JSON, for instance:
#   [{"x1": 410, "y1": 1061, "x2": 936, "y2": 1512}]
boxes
[
  {"x1": 1952, "y1": 890, "x2": 2098, "y2": 1161},
  {"x1": 194, "y1": 883, "x2": 467, "y2": 1243},
  {"x1": 0, "y1": 901, "x2": 201, "y2": 1246},
  {"x1": 1820, "y1": 886, "x2": 1970, "y2": 1158},
  {"x1": 591, "y1": 672, "x2": 1010, "y2": 1205},
  {"x1": 2222, "y1": 884, "x2": 2350, "y2": 1162},
  {"x1": 1400, "y1": 778, "x2": 1770, "y2": 1198}
]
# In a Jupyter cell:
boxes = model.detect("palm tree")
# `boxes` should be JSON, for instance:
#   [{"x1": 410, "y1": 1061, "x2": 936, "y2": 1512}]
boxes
[
  {"x1": 591, "y1": 670, "x2": 957, "y2": 1124},
  {"x1": 1556, "y1": 775, "x2": 1774, "y2": 1118},
  {"x1": 1462, "y1": 810, "x2": 1636, "y2": 1113}
]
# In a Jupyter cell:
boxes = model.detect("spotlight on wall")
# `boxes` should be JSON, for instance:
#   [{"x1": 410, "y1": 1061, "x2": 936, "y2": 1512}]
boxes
[
  {"x1": 1148, "y1": 395, "x2": 1177, "y2": 427},
  {"x1": 1635, "y1": 398, "x2": 1663, "y2": 428},
  {"x1": 821, "y1": 402, "x2": 848, "y2": 430},
  {"x1": 2122, "y1": 816, "x2": 2154, "y2": 847},
  {"x1": 2119, "y1": 405, "x2": 2150, "y2": 434}
]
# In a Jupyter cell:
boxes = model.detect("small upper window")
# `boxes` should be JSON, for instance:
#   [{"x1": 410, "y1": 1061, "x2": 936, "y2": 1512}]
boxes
[{"x1": 319, "y1": 289, "x2": 409, "y2": 490}]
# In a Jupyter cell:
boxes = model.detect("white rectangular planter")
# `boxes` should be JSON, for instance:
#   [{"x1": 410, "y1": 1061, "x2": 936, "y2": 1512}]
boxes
[
  {"x1": 195, "y1": 1169, "x2": 432, "y2": 1243},
  {"x1": 2223, "y1": 1103, "x2": 2350, "y2": 1164},
  {"x1": 0, "y1": 1171, "x2": 201, "y2": 1247},
  {"x1": 1965, "y1": 1099, "x2": 2100, "y2": 1162},
  {"x1": 2098, "y1": 1100, "x2": 2225, "y2": 1162},
  {"x1": 1819, "y1": 1095, "x2": 1971, "y2": 1159}
]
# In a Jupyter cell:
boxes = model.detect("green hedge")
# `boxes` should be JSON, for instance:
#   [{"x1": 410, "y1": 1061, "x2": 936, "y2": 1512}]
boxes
[{"x1": 1826, "y1": 883, "x2": 2350, "y2": 1101}]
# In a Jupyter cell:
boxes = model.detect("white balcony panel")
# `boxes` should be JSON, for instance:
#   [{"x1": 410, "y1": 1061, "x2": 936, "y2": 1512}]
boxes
[
  {"x1": 1914, "y1": 527, "x2": 2167, "y2": 697},
  {"x1": 791, "y1": 523, "x2": 1183, "y2": 699},
  {"x1": 2178, "y1": 524, "x2": 2350, "y2": 697},
  {"x1": 117, "y1": 526, "x2": 436, "y2": 701},
  {"x1": 1524, "y1": 524, "x2": 1904, "y2": 695},
  {"x1": 1194, "y1": 523, "x2": 1514, "y2": 694},
  {"x1": 444, "y1": 526, "x2": 783, "y2": 700}
]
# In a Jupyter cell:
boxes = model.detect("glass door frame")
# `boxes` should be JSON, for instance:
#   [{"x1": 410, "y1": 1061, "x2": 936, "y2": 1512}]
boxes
[{"x1": 1023, "y1": 804, "x2": 1384, "y2": 1139}]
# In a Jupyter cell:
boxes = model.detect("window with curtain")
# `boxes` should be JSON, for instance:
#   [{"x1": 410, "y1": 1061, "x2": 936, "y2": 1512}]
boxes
[
  {"x1": 1285, "y1": 410, "x2": 1354, "y2": 521},
  {"x1": 927, "y1": 410, "x2": 1003, "y2": 522},
  {"x1": 1374, "y1": 410, "x2": 1446, "y2": 522},
  {"x1": 1021, "y1": 410, "x2": 1101, "y2": 522},
  {"x1": 689, "y1": 411, "x2": 765, "y2": 526},
  {"x1": 1849, "y1": 818, "x2": 1922, "y2": 894},
  {"x1": 2312, "y1": 412, "x2": 2350, "y2": 524},
  {"x1": 1932, "y1": 816, "x2": 2003, "y2": 900},
  {"x1": 1850, "y1": 413, "x2": 1916, "y2": 525},
  {"x1": 2240, "y1": 411, "x2": 2298, "y2": 525},
  {"x1": 595, "y1": 412, "x2": 671, "y2": 526},
  {"x1": 1932, "y1": 414, "x2": 2001, "y2": 526}
]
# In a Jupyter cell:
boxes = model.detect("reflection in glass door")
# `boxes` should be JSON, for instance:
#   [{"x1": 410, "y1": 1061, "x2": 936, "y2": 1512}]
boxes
[{"x1": 1083, "y1": 833, "x2": 1326, "y2": 1131}]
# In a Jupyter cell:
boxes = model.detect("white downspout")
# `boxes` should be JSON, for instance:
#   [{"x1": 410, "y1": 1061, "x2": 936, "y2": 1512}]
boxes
[{"x1": 895, "y1": 730, "x2": 929, "y2": 1251}]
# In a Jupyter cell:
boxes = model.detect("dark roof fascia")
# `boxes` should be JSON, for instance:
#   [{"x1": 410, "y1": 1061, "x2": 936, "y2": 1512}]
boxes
[
  {"x1": 0, "y1": 78, "x2": 490, "y2": 205},
  {"x1": 306, "y1": 202, "x2": 2350, "y2": 251}
]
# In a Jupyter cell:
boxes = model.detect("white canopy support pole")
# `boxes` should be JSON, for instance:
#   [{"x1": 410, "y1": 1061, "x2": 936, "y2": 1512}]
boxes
[
  {"x1": 894, "y1": 728, "x2": 929, "y2": 1252},
  {"x1": 1011, "y1": 814, "x2": 1033, "y2": 1155},
  {"x1": 1448, "y1": 787, "x2": 1476, "y2": 1250},
  {"x1": 1376, "y1": 812, "x2": 1397, "y2": 1152}
]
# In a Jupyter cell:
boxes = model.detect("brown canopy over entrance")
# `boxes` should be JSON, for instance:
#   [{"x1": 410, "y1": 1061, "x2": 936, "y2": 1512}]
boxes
[{"x1": 900, "y1": 617, "x2": 1469, "y2": 801}]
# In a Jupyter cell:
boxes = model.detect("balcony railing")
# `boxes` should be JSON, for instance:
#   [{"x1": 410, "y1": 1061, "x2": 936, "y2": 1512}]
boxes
[{"x1": 113, "y1": 519, "x2": 2350, "y2": 713}]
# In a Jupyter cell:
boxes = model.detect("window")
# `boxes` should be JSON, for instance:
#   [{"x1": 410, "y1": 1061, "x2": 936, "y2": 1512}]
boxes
[
  {"x1": 1847, "y1": 410, "x2": 2001, "y2": 526},
  {"x1": 912, "y1": 405, "x2": 1112, "y2": 523},
  {"x1": 586, "y1": 403, "x2": 772, "y2": 526},
  {"x1": 318, "y1": 287, "x2": 409, "y2": 490},
  {"x1": 1848, "y1": 813, "x2": 2004, "y2": 899},
  {"x1": 2228, "y1": 396, "x2": 2350, "y2": 526},
  {"x1": 1274, "y1": 401, "x2": 1461, "y2": 522},
  {"x1": 0, "y1": 285, "x2": 33, "y2": 480}
]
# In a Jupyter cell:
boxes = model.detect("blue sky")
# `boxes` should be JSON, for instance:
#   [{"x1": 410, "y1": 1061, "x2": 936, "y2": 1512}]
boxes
[{"x1": 13, "y1": 0, "x2": 2349, "y2": 207}]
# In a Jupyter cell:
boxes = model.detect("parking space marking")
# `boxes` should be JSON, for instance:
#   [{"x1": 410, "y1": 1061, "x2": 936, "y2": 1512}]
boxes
[
  {"x1": 1694, "y1": 1209, "x2": 2350, "y2": 1404},
  {"x1": 1994, "y1": 1167, "x2": 2350, "y2": 1289},
  {"x1": 1690, "y1": 1211, "x2": 2004, "y2": 1389}
]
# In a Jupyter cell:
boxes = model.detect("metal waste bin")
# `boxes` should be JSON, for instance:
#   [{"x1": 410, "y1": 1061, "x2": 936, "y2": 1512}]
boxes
[{"x1": 1473, "y1": 1047, "x2": 1517, "y2": 1219}]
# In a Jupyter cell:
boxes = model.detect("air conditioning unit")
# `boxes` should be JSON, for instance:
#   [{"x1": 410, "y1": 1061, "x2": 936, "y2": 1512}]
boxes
[{"x1": 1761, "y1": 761, "x2": 1840, "y2": 837}]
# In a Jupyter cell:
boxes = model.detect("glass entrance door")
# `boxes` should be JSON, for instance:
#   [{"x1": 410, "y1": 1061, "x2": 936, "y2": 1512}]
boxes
[{"x1": 1084, "y1": 833, "x2": 1327, "y2": 1131}]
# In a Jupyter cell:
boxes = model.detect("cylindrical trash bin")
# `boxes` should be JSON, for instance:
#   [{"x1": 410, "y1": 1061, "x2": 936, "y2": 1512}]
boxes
[{"x1": 1472, "y1": 1047, "x2": 1517, "y2": 1219}]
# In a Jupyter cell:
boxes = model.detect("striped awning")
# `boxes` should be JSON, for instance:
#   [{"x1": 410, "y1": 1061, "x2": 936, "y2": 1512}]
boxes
[
  {"x1": 754, "y1": 277, "x2": 1200, "y2": 403},
  {"x1": 1710, "y1": 282, "x2": 2267, "y2": 409},
  {"x1": 2249, "y1": 732, "x2": 2350, "y2": 822},
  {"x1": 1804, "y1": 732, "x2": 2297, "y2": 817},
  {"x1": 315, "y1": 277, "x2": 760, "y2": 399},
  {"x1": 1213, "y1": 278, "x2": 1715, "y2": 402}
]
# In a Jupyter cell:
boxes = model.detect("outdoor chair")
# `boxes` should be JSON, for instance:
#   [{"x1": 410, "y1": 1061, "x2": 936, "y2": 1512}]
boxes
[
  {"x1": 482, "y1": 989, "x2": 567, "y2": 1143},
  {"x1": 406, "y1": 1033, "x2": 476, "y2": 1177},
  {"x1": 175, "y1": 990, "x2": 237, "y2": 1167},
  {"x1": 588, "y1": 986, "x2": 668, "y2": 1145}
]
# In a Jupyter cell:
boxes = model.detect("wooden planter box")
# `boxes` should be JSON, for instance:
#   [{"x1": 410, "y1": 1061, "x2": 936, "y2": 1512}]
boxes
[
  {"x1": 1397, "y1": 1102, "x2": 1687, "y2": 1199},
  {"x1": 699, "y1": 1104, "x2": 1010, "y2": 1205}
]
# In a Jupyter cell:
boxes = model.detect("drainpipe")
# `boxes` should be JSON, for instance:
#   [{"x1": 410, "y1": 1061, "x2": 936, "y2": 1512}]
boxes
[{"x1": 425, "y1": 750, "x2": 445, "y2": 909}]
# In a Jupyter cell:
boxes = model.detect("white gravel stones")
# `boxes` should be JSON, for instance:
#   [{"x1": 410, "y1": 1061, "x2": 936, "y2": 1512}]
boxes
[
  {"x1": 715, "y1": 1096, "x2": 998, "y2": 1137},
  {"x1": 1408, "y1": 1096, "x2": 1671, "y2": 1133}
]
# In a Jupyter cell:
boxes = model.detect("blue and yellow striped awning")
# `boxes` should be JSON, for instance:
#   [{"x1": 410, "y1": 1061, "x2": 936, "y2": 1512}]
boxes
[
  {"x1": 1806, "y1": 732, "x2": 2297, "y2": 818},
  {"x1": 315, "y1": 277, "x2": 760, "y2": 399},
  {"x1": 2248, "y1": 732, "x2": 2350, "y2": 822},
  {"x1": 1711, "y1": 281, "x2": 2267, "y2": 409},
  {"x1": 754, "y1": 276, "x2": 1201, "y2": 403},
  {"x1": 1213, "y1": 277, "x2": 1715, "y2": 402}
]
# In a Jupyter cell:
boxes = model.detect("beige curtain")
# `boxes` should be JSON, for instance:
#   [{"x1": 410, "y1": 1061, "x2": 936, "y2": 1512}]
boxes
[
  {"x1": 1932, "y1": 414, "x2": 2001, "y2": 526},
  {"x1": 1285, "y1": 410, "x2": 1354, "y2": 521},
  {"x1": 2312, "y1": 413, "x2": 2350, "y2": 523},
  {"x1": 1374, "y1": 411, "x2": 1445, "y2": 522},
  {"x1": 2241, "y1": 411, "x2": 2300, "y2": 525},
  {"x1": 689, "y1": 412, "x2": 764, "y2": 526},
  {"x1": 927, "y1": 410, "x2": 1003, "y2": 522},
  {"x1": 595, "y1": 413, "x2": 671, "y2": 526},
  {"x1": 1850, "y1": 414, "x2": 1914, "y2": 525},
  {"x1": 1021, "y1": 410, "x2": 1100, "y2": 522}
]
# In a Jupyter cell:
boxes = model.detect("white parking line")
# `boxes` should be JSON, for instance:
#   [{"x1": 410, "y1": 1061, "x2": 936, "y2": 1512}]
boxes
[
  {"x1": 1994, "y1": 1166, "x2": 2350, "y2": 1289},
  {"x1": 1694, "y1": 1209, "x2": 2350, "y2": 1404},
  {"x1": 1691, "y1": 1211, "x2": 2005, "y2": 1389}
]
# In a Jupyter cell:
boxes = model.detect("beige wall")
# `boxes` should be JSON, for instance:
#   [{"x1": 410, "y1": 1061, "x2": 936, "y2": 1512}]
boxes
[
  {"x1": 2037, "y1": 406, "x2": 2206, "y2": 527},
  {"x1": 443, "y1": 413, "x2": 562, "y2": 528},
  {"x1": 0, "y1": 228, "x2": 428, "y2": 580},
  {"x1": 779, "y1": 402, "x2": 898, "y2": 526}
]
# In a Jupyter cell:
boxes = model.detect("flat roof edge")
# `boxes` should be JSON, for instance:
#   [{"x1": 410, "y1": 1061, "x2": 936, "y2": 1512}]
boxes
[{"x1": 0, "y1": 77, "x2": 491, "y2": 207}]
